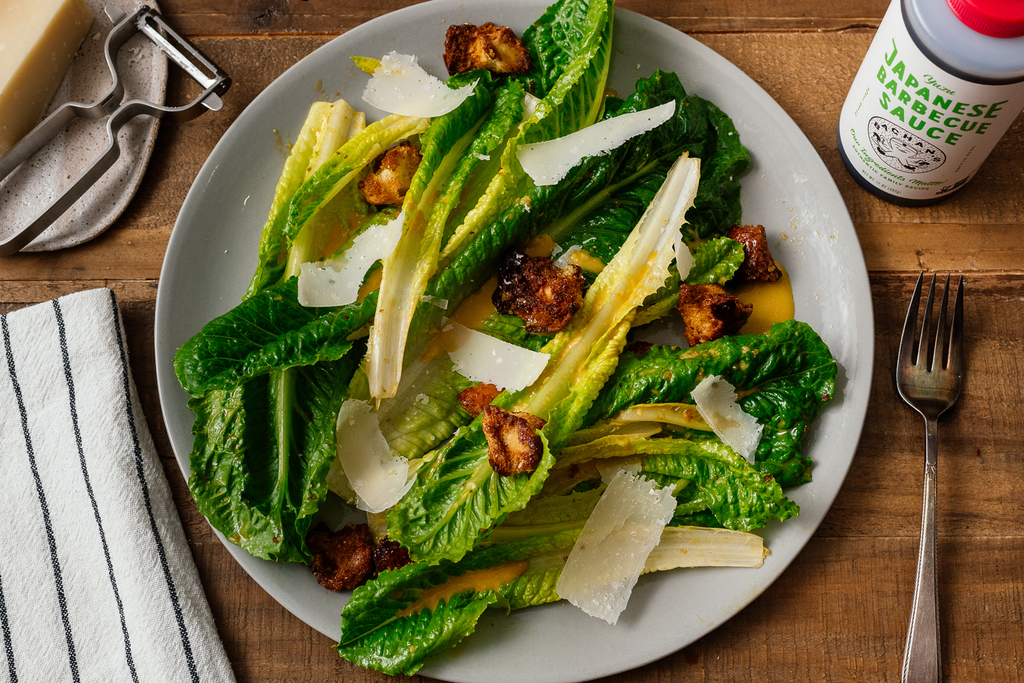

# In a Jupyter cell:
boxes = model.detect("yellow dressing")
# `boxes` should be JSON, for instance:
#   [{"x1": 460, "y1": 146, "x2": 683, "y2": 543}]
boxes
[
  {"x1": 734, "y1": 263, "x2": 795, "y2": 334},
  {"x1": 568, "y1": 250, "x2": 606, "y2": 274},
  {"x1": 524, "y1": 234, "x2": 557, "y2": 257},
  {"x1": 418, "y1": 276, "x2": 498, "y2": 361},
  {"x1": 450, "y1": 276, "x2": 499, "y2": 330},
  {"x1": 396, "y1": 560, "x2": 530, "y2": 618},
  {"x1": 356, "y1": 268, "x2": 383, "y2": 303}
]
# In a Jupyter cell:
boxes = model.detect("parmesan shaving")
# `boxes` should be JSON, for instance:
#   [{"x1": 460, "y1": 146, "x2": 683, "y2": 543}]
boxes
[
  {"x1": 595, "y1": 459, "x2": 642, "y2": 485},
  {"x1": 443, "y1": 322, "x2": 550, "y2": 392},
  {"x1": 297, "y1": 210, "x2": 404, "y2": 307},
  {"x1": 362, "y1": 52, "x2": 477, "y2": 117},
  {"x1": 555, "y1": 470, "x2": 676, "y2": 624},
  {"x1": 335, "y1": 399, "x2": 415, "y2": 513},
  {"x1": 516, "y1": 101, "x2": 675, "y2": 186},
  {"x1": 690, "y1": 375, "x2": 763, "y2": 462}
]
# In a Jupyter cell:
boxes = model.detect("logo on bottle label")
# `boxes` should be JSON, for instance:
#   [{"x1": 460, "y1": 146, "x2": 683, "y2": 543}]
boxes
[
  {"x1": 867, "y1": 116, "x2": 945, "y2": 173},
  {"x1": 838, "y1": 1, "x2": 1024, "y2": 201}
]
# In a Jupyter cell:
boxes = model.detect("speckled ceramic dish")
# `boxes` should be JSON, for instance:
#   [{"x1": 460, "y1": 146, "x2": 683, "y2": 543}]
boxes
[
  {"x1": 155, "y1": 3, "x2": 874, "y2": 681},
  {"x1": 0, "y1": 0, "x2": 167, "y2": 252}
]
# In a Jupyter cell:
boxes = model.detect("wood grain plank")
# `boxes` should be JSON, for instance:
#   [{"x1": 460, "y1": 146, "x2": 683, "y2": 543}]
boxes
[
  {"x1": 157, "y1": 0, "x2": 890, "y2": 37},
  {"x1": 857, "y1": 223, "x2": 1024, "y2": 272}
]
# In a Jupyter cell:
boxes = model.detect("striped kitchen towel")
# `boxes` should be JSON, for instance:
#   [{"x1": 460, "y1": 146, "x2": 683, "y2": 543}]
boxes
[{"x1": 0, "y1": 289, "x2": 235, "y2": 683}]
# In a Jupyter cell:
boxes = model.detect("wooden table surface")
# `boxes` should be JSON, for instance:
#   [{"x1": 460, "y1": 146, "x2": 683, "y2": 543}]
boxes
[{"x1": 3, "y1": 1, "x2": 1022, "y2": 681}]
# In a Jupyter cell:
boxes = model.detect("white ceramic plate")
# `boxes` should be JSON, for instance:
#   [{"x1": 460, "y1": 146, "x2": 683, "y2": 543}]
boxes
[
  {"x1": 0, "y1": 0, "x2": 167, "y2": 252},
  {"x1": 155, "y1": 3, "x2": 873, "y2": 681}
]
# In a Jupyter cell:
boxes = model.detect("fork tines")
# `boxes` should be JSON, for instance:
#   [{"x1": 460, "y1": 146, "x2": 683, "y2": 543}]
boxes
[{"x1": 900, "y1": 273, "x2": 964, "y2": 372}]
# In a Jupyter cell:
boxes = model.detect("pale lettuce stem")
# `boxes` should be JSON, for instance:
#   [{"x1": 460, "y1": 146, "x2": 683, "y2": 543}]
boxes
[{"x1": 271, "y1": 367, "x2": 295, "y2": 514}]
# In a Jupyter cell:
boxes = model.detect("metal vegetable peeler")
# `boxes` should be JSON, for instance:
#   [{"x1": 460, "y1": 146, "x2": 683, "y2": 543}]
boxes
[{"x1": 0, "y1": 4, "x2": 230, "y2": 257}]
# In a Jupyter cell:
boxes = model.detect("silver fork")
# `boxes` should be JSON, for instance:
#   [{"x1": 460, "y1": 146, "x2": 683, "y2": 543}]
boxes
[{"x1": 895, "y1": 272, "x2": 965, "y2": 683}]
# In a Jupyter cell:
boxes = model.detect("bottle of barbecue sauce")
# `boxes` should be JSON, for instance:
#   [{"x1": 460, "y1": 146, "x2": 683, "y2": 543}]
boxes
[{"x1": 837, "y1": 0, "x2": 1024, "y2": 205}]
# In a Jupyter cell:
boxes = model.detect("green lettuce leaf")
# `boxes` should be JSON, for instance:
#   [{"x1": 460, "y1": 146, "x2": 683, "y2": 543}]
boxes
[
  {"x1": 173, "y1": 278, "x2": 376, "y2": 395},
  {"x1": 187, "y1": 352, "x2": 362, "y2": 562},
  {"x1": 337, "y1": 521, "x2": 580, "y2": 675},
  {"x1": 585, "y1": 320, "x2": 837, "y2": 485},
  {"x1": 247, "y1": 100, "x2": 368, "y2": 297},
  {"x1": 367, "y1": 73, "x2": 499, "y2": 399},
  {"x1": 438, "y1": 0, "x2": 613, "y2": 264}
]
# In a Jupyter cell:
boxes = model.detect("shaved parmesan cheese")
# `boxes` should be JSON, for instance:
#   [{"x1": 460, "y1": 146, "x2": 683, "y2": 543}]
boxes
[
  {"x1": 363, "y1": 52, "x2": 477, "y2": 117},
  {"x1": 297, "y1": 210, "x2": 404, "y2": 307},
  {"x1": 443, "y1": 322, "x2": 550, "y2": 392},
  {"x1": 669, "y1": 159, "x2": 699, "y2": 281},
  {"x1": 517, "y1": 101, "x2": 675, "y2": 186},
  {"x1": 420, "y1": 295, "x2": 448, "y2": 310},
  {"x1": 595, "y1": 459, "x2": 642, "y2": 485},
  {"x1": 690, "y1": 375, "x2": 763, "y2": 462},
  {"x1": 674, "y1": 228, "x2": 695, "y2": 282},
  {"x1": 556, "y1": 470, "x2": 676, "y2": 624},
  {"x1": 336, "y1": 399, "x2": 415, "y2": 513}
]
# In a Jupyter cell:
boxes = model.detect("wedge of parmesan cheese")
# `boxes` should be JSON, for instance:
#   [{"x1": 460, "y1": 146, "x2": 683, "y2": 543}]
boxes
[
  {"x1": 690, "y1": 375, "x2": 763, "y2": 462},
  {"x1": 443, "y1": 322, "x2": 550, "y2": 392},
  {"x1": 335, "y1": 399, "x2": 414, "y2": 513},
  {"x1": 516, "y1": 101, "x2": 675, "y2": 186},
  {"x1": 0, "y1": 0, "x2": 93, "y2": 154},
  {"x1": 297, "y1": 210, "x2": 404, "y2": 307},
  {"x1": 362, "y1": 52, "x2": 476, "y2": 117},
  {"x1": 555, "y1": 469, "x2": 676, "y2": 624}
]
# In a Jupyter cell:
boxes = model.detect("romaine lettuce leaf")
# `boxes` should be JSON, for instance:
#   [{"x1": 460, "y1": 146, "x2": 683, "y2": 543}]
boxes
[
  {"x1": 187, "y1": 353, "x2": 362, "y2": 562},
  {"x1": 247, "y1": 100, "x2": 368, "y2": 297},
  {"x1": 173, "y1": 278, "x2": 376, "y2": 395},
  {"x1": 438, "y1": 0, "x2": 614, "y2": 264},
  {"x1": 586, "y1": 320, "x2": 837, "y2": 485}
]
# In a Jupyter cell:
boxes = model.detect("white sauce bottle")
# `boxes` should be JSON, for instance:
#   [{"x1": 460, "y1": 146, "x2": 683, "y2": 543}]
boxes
[{"x1": 837, "y1": 0, "x2": 1024, "y2": 205}]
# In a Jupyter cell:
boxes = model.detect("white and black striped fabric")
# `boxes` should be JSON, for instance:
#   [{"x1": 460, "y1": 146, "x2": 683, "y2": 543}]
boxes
[{"x1": 0, "y1": 289, "x2": 235, "y2": 683}]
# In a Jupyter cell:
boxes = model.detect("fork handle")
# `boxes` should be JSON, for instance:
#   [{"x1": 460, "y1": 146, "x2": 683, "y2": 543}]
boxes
[{"x1": 902, "y1": 416, "x2": 940, "y2": 683}]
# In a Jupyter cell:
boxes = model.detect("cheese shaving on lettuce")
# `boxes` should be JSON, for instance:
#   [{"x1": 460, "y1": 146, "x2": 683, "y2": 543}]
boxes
[
  {"x1": 516, "y1": 101, "x2": 675, "y2": 186},
  {"x1": 297, "y1": 210, "x2": 404, "y2": 307},
  {"x1": 362, "y1": 52, "x2": 477, "y2": 117},
  {"x1": 443, "y1": 322, "x2": 550, "y2": 391},
  {"x1": 336, "y1": 399, "x2": 415, "y2": 513},
  {"x1": 690, "y1": 375, "x2": 763, "y2": 462},
  {"x1": 555, "y1": 470, "x2": 676, "y2": 624}
]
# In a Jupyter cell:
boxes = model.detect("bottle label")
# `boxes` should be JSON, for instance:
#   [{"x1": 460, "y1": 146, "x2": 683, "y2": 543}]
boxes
[{"x1": 838, "y1": 0, "x2": 1024, "y2": 201}]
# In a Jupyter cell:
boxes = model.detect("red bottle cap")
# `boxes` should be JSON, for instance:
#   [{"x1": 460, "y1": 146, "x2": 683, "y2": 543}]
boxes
[{"x1": 947, "y1": 0, "x2": 1024, "y2": 38}]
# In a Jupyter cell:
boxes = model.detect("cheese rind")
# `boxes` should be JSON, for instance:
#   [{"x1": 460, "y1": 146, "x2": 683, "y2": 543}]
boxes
[{"x1": 0, "y1": 0, "x2": 94, "y2": 155}]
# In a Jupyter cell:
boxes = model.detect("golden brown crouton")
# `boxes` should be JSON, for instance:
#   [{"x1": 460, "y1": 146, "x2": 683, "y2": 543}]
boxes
[
  {"x1": 444, "y1": 22, "x2": 531, "y2": 76},
  {"x1": 677, "y1": 283, "x2": 753, "y2": 346},
  {"x1": 306, "y1": 523, "x2": 375, "y2": 591},
  {"x1": 727, "y1": 224, "x2": 781, "y2": 283},
  {"x1": 372, "y1": 537, "x2": 412, "y2": 575},
  {"x1": 482, "y1": 405, "x2": 546, "y2": 476},
  {"x1": 492, "y1": 250, "x2": 585, "y2": 333},
  {"x1": 358, "y1": 141, "x2": 421, "y2": 205},
  {"x1": 458, "y1": 383, "x2": 502, "y2": 418}
]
